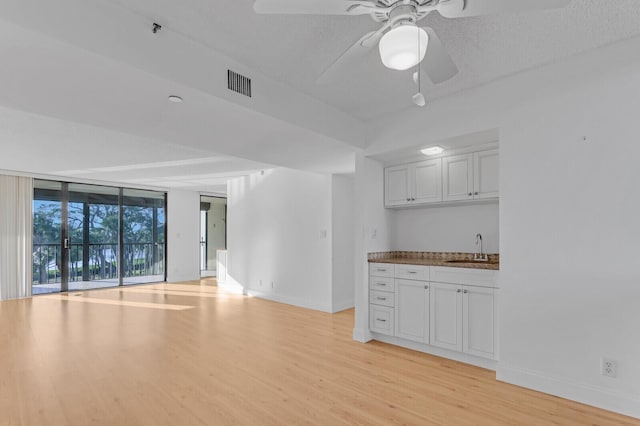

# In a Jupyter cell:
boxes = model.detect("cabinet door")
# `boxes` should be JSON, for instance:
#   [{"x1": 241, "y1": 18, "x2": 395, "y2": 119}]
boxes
[
  {"x1": 442, "y1": 154, "x2": 474, "y2": 201},
  {"x1": 473, "y1": 149, "x2": 499, "y2": 199},
  {"x1": 462, "y1": 286, "x2": 495, "y2": 359},
  {"x1": 411, "y1": 159, "x2": 442, "y2": 204},
  {"x1": 385, "y1": 165, "x2": 410, "y2": 207},
  {"x1": 395, "y1": 279, "x2": 429, "y2": 343},
  {"x1": 429, "y1": 283, "x2": 463, "y2": 351}
]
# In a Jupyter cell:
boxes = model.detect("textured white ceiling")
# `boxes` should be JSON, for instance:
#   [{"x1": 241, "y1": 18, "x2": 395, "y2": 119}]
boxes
[{"x1": 106, "y1": 0, "x2": 640, "y2": 121}]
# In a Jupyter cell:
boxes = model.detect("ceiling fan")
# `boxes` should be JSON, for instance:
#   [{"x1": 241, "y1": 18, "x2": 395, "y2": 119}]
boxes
[{"x1": 254, "y1": 0, "x2": 571, "y2": 102}]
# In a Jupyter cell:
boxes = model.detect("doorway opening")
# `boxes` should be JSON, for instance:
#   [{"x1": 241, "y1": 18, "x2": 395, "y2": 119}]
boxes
[{"x1": 200, "y1": 196, "x2": 227, "y2": 278}]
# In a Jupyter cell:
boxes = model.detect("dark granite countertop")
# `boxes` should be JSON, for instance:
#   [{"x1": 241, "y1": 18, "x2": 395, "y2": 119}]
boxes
[{"x1": 368, "y1": 251, "x2": 499, "y2": 271}]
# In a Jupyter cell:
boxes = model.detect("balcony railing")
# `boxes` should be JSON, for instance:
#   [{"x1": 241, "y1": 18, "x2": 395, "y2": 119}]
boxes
[{"x1": 33, "y1": 242, "x2": 165, "y2": 284}]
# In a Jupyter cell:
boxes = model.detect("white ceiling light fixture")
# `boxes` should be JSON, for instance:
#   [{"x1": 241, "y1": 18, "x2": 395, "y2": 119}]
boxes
[
  {"x1": 379, "y1": 23, "x2": 428, "y2": 71},
  {"x1": 168, "y1": 95, "x2": 184, "y2": 103},
  {"x1": 421, "y1": 146, "x2": 444, "y2": 156},
  {"x1": 254, "y1": 0, "x2": 572, "y2": 86}
]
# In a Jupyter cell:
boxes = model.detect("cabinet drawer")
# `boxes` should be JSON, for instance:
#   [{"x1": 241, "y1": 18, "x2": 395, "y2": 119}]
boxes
[
  {"x1": 395, "y1": 264, "x2": 429, "y2": 281},
  {"x1": 369, "y1": 263, "x2": 394, "y2": 278},
  {"x1": 370, "y1": 304, "x2": 394, "y2": 336},
  {"x1": 370, "y1": 276, "x2": 394, "y2": 292},
  {"x1": 369, "y1": 290, "x2": 394, "y2": 307},
  {"x1": 431, "y1": 266, "x2": 497, "y2": 288}
]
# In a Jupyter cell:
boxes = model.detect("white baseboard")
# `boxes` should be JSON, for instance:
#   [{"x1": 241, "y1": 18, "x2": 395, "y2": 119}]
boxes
[
  {"x1": 247, "y1": 289, "x2": 333, "y2": 313},
  {"x1": 497, "y1": 364, "x2": 640, "y2": 419},
  {"x1": 331, "y1": 299, "x2": 354, "y2": 313},
  {"x1": 352, "y1": 327, "x2": 372, "y2": 343},
  {"x1": 167, "y1": 274, "x2": 200, "y2": 283},
  {"x1": 372, "y1": 333, "x2": 497, "y2": 370}
]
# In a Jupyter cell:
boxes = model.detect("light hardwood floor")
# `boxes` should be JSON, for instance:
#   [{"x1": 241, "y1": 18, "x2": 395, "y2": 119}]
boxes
[{"x1": 0, "y1": 279, "x2": 637, "y2": 426}]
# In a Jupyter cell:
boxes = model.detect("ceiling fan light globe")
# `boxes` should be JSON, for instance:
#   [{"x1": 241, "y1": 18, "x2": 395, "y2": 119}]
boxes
[{"x1": 379, "y1": 25, "x2": 428, "y2": 71}]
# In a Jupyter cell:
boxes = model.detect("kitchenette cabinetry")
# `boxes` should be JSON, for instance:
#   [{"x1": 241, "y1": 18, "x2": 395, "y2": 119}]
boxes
[
  {"x1": 384, "y1": 147, "x2": 498, "y2": 208},
  {"x1": 369, "y1": 259, "x2": 498, "y2": 367}
]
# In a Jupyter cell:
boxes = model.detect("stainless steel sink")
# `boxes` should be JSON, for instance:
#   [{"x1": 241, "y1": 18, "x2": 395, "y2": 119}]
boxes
[{"x1": 445, "y1": 259, "x2": 499, "y2": 265}]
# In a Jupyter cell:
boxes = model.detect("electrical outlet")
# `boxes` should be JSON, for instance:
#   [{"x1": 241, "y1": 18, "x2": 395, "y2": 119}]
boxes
[{"x1": 602, "y1": 358, "x2": 618, "y2": 378}]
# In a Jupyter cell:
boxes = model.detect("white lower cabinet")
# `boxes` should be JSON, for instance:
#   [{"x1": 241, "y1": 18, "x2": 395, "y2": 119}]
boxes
[
  {"x1": 369, "y1": 263, "x2": 396, "y2": 336},
  {"x1": 429, "y1": 282, "x2": 463, "y2": 352},
  {"x1": 395, "y1": 279, "x2": 429, "y2": 343},
  {"x1": 430, "y1": 282, "x2": 495, "y2": 358},
  {"x1": 370, "y1": 263, "x2": 497, "y2": 363},
  {"x1": 370, "y1": 304, "x2": 394, "y2": 335},
  {"x1": 462, "y1": 286, "x2": 495, "y2": 358}
]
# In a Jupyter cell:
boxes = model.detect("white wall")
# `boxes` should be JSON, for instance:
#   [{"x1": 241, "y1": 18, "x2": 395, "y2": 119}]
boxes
[
  {"x1": 361, "y1": 36, "x2": 640, "y2": 418},
  {"x1": 227, "y1": 168, "x2": 334, "y2": 312},
  {"x1": 390, "y1": 202, "x2": 499, "y2": 253},
  {"x1": 352, "y1": 155, "x2": 393, "y2": 341},
  {"x1": 167, "y1": 190, "x2": 201, "y2": 283},
  {"x1": 331, "y1": 174, "x2": 355, "y2": 312}
]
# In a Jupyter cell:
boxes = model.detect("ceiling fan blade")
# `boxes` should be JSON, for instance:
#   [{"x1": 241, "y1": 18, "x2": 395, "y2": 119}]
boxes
[
  {"x1": 437, "y1": 0, "x2": 571, "y2": 18},
  {"x1": 421, "y1": 27, "x2": 458, "y2": 84},
  {"x1": 316, "y1": 23, "x2": 390, "y2": 84},
  {"x1": 254, "y1": 0, "x2": 376, "y2": 15}
]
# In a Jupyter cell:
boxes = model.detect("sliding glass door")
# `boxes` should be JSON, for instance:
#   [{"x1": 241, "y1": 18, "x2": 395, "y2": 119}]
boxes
[
  {"x1": 32, "y1": 180, "x2": 166, "y2": 294},
  {"x1": 67, "y1": 183, "x2": 120, "y2": 291},
  {"x1": 122, "y1": 189, "x2": 165, "y2": 285},
  {"x1": 33, "y1": 181, "x2": 63, "y2": 294}
]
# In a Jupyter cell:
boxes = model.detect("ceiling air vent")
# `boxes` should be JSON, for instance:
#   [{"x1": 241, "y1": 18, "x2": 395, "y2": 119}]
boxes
[{"x1": 227, "y1": 70, "x2": 252, "y2": 98}]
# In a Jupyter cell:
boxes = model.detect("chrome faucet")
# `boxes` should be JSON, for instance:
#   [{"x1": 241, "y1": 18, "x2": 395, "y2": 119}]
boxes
[{"x1": 475, "y1": 233, "x2": 488, "y2": 261}]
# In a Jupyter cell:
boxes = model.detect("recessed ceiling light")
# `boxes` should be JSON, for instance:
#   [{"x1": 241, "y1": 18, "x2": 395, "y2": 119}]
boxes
[
  {"x1": 421, "y1": 146, "x2": 444, "y2": 156},
  {"x1": 168, "y1": 95, "x2": 183, "y2": 103}
]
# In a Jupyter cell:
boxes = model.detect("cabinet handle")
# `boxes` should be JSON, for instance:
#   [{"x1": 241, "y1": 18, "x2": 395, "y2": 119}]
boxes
[
  {"x1": 411, "y1": 198, "x2": 416, "y2": 201},
  {"x1": 377, "y1": 283, "x2": 387, "y2": 286},
  {"x1": 463, "y1": 290, "x2": 469, "y2": 294},
  {"x1": 408, "y1": 271, "x2": 417, "y2": 274},
  {"x1": 376, "y1": 297, "x2": 387, "y2": 301},
  {"x1": 474, "y1": 192, "x2": 479, "y2": 196},
  {"x1": 376, "y1": 268, "x2": 387, "y2": 272},
  {"x1": 376, "y1": 318, "x2": 387, "y2": 322},
  {"x1": 456, "y1": 289, "x2": 462, "y2": 293},
  {"x1": 468, "y1": 192, "x2": 473, "y2": 196},
  {"x1": 424, "y1": 285, "x2": 429, "y2": 289},
  {"x1": 406, "y1": 198, "x2": 411, "y2": 202}
]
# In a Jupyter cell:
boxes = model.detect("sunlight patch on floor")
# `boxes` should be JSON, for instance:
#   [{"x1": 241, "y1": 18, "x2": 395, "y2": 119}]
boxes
[{"x1": 40, "y1": 294, "x2": 195, "y2": 310}]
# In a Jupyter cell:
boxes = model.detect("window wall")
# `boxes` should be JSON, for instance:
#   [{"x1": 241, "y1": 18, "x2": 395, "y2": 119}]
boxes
[{"x1": 32, "y1": 180, "x2": 166, "y2": 294}]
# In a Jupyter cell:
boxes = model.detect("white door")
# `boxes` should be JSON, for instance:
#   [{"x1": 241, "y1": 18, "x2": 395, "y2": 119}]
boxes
[
  {"x1": 442, "y1": 154, "x2": 474, "y2": 201},
  {"x1": 429, "y1": 283, "x2": 463, "y2": 351},
  {"x1": 395, "y1": 279, "x2": 429, "y2": 343},
  {"x1": 462, "y1": 286, "x2": 495, "y2": 359},
  {"x1": 385, "y1": 165, "x2": 410, "y2": 207},
  {"x1": 412, "y1": 159, "x2": 443, "y2": 204},
  {"x1": 473, "y1": 149, "x2": 499, "y2": 199}
]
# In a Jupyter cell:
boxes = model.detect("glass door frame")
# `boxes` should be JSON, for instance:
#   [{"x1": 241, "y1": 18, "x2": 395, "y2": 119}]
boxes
[{"x1": 34, "y1": 180, "x2": 167, "y2": 293}]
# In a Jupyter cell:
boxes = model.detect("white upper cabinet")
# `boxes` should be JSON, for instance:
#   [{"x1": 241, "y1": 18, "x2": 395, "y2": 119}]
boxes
[
  {"x1": 384, "y1": 147, "x2": 498, "y2": 208},
  {"x1": 384, "y1": 165, "x2": 410, "y2": 207},
  {"x1": 385, "y1": 160, "x2": 442, "y2": 207},
  {"x1": 473, "y1": 149, "x2": 499, "y2": 199},
  {"x1": 442, "y1": 153, "x2": 474, "y2": 201},
  {"x1": 412, "y1": 159, "x2": 442, "y2": 204}
]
